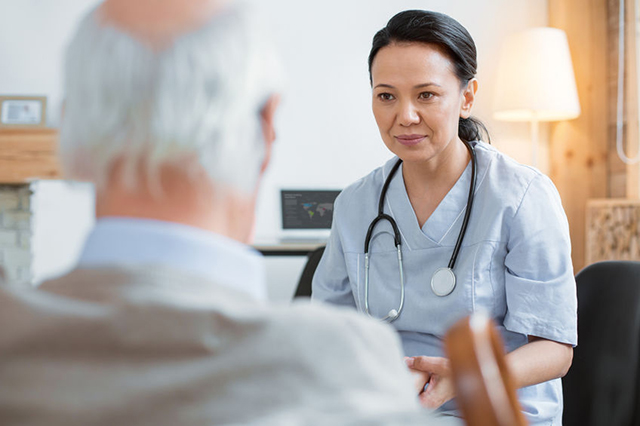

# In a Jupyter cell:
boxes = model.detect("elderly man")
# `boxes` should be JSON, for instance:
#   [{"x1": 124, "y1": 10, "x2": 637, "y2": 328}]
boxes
[{"x1": 0, "y1": 1, "x2": 441, "y2": 425}]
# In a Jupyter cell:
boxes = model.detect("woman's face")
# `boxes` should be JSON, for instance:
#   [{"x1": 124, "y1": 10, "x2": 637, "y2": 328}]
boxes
[{"x1": 371, "y1": 42, "x2": 476, "y2": 165}]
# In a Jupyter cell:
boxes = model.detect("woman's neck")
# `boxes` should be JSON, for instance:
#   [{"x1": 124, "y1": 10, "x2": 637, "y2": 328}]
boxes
[
  {"x1": 402, "y1": 138, "x2": 469, "y2": 185},
  {"x1": 402, "y1": 139, "x2": 471, "y2": 227}
]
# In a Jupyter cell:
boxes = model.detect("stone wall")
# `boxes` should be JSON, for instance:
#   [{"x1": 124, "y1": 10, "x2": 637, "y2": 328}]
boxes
[{"x1": 0, "y1": 184, "x2": 32, "y2": 284}]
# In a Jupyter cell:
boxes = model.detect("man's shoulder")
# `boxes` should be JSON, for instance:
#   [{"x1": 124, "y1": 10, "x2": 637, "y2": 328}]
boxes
[
  {"x1": 272, "y1": 300, "x2": 395, "y2": 339},
  {"x1": 8, "y1": 267, "x2": 402, "y2": 368},
  {"x1": 253, "y1": 301, "x2": 421, "y2": 419},
  {"x1": 261, "y1": 301, "x2": 406, "y2": 369},
  {"x1": 37, "y1": 265, "x2": 258, "y2": 308}
]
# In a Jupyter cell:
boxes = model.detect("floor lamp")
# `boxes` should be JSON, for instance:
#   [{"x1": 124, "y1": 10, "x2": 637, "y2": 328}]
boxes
[{"x1": 493, "y1": 27, "x2": 581, "y2": 167}]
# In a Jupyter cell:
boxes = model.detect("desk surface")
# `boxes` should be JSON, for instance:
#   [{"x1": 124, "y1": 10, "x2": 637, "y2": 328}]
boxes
[{"x1": 252, "y1": 241, "x2": 326, "y2": 256}]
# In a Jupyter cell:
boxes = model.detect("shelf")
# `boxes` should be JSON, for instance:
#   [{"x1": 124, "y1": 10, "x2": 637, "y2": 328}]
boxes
[{"x1": 0, "y1": 128, "x2": 60, "y2": 183}]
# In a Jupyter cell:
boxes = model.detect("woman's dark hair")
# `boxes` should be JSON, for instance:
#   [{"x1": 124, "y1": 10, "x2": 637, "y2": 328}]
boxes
[{"x1": 368, "y1": 10, "x2": 490, "y2": 143}]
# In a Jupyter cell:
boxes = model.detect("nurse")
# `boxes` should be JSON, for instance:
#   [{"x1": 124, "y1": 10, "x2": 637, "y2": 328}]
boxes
[{"x1": 311, "y1": 10, "x2": 577, "y2": 426}]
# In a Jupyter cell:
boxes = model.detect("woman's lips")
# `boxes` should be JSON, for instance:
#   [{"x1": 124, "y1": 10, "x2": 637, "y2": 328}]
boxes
[{"x1": 395, "y1": 134, "x2": 426, "y2": 146}]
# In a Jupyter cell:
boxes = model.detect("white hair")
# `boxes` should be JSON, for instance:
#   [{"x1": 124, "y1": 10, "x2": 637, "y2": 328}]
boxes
[{"x1": 60, "y1": 3, "x2": 282, "y2": 194}]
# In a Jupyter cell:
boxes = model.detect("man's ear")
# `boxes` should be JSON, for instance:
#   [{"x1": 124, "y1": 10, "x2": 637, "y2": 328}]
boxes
[
  {"x1": 259, "y1": 94, "x2": 281, "y2": 174},
  {"x1": 460, "y1": 79, "x2": 478, "y2": 119}
]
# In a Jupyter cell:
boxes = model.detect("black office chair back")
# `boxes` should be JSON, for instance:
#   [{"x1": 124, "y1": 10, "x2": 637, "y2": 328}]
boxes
[
  {"x1": 563, "y1": 261, "x2": 640, "y2": 426},
  {"x1": 293, "y1": 246, "x2": 325, "y2": 299}
]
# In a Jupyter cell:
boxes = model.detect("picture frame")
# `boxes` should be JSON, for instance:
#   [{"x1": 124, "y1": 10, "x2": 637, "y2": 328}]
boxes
[{"x1": 0, "y1": 95, "x2": 47, "y2": 128}]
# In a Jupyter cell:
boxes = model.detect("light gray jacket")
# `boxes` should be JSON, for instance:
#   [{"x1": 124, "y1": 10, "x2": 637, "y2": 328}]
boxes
[{"x1": 0, "y1": 266, "x2": 441, "y2": 426}]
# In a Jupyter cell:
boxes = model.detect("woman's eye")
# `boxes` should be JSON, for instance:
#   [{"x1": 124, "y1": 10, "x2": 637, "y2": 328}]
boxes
[
  {"x1": 419, "y1": 92, "x2": 434, "y2": 100},
  {"x1": 377, "y1": 93, "x2": 395, "y2": 101}
]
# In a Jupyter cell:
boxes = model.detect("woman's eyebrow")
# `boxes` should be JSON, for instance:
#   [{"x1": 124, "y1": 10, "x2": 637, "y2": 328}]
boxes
[
  {"x1": 414, "y1": 82, "x2": 442, "y2": 89},
  {"x1": 373, "y1": 82, "x2": 442, "y2": 89},
  {"x1": 373, "y1": 83, "x2": 395, "y2": 89}
]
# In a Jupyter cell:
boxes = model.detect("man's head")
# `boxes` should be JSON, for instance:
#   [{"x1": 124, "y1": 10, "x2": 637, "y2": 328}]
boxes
[{"x1": 60, "y1": 0, "x2": 282, "y2": 240}]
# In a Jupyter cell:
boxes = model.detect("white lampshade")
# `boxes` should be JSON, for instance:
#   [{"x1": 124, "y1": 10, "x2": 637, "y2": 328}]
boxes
[{"x1": 493, "y1": 27, "x2": 580, "y2": 122}]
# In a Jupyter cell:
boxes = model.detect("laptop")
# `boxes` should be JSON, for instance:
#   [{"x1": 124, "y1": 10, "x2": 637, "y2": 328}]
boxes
[{"x1": 279, "y1": 189, "x2": 341, "y2": 243}]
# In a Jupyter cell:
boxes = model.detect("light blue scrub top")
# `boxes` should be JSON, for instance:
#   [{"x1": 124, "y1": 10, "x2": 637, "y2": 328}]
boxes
[{"x1": 312, "y1": 141, "x2": 578, "y2": 426}]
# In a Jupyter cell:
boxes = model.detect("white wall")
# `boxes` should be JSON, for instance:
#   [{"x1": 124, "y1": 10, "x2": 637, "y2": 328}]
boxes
[
  {"x1": 0, "y1": 0, "x2": 549, "y2": 296},
  {"x1": 0, "y1": 0, "x2": 101, "y2": 282}
]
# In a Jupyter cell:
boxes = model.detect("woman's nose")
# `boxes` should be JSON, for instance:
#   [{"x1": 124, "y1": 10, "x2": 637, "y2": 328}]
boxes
[{"x1": 398, "y1": 101, "x2": 420, "y2": 126}]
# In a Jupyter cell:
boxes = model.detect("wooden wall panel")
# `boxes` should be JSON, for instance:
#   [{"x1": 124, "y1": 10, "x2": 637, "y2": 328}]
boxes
[
  {"x1": 607, "y1": 0, "x2": 625, "y2": 197},
  {"x1": 623, "y1": 0, "x2": 639, "y2": 198},
  {"x1": 549, "y1": 0, "x2": 609, "y2": 273}
]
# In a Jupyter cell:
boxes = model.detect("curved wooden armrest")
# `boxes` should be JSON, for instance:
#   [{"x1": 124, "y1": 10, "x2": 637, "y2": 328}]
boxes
[{"x1": 444, "y1": 314, "x2": 528, "y2": 426}]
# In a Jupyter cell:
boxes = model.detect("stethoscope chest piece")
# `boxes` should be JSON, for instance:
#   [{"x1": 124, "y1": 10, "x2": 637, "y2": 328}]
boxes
[{"x1": 431, "y1": 267, "x2": 456, "y2": 297}]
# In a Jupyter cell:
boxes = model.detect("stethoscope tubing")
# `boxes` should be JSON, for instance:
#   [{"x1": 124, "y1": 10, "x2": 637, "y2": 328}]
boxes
[
  {"x1": 363, "y1": 140, "x2": 477, "y2": 322},
  {"x1": 448, "y1": 141, "x2": 477, "y2": 269}
]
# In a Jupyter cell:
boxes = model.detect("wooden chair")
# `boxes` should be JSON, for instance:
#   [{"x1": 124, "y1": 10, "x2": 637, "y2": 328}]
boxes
[{"x1": 444, "y1": 314, "x2": 528, "y2": 426}]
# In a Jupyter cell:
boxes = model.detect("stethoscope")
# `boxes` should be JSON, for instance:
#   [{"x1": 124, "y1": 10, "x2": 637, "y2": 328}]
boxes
[{"x1": 363, "y1": 140, "x2": 477, "y2": 322}]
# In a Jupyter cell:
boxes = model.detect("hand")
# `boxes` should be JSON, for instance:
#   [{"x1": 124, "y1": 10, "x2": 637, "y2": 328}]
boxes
[{"x1": 405, "y1": 356, "x2": 455, "y2": 409}]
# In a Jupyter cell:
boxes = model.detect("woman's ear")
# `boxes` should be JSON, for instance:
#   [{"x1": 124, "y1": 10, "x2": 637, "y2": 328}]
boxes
[
  {"x1": 259, "y1": 94, "x2": 281, "y2": 174},
  {"x1": 460, "y1": 79, "x2": 478, "y2": 119}
]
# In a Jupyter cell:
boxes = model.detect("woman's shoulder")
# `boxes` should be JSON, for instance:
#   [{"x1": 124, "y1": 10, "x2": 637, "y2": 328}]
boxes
[
  {"x1": 336, "y1": 157, "x2": 397, "y2": 206},
  {"x1": 475, "y1": 141, "x2": 557, "y2": 195}
]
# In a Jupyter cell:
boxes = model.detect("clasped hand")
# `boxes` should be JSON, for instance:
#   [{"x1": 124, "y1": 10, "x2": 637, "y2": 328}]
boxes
[{"x1": 405, "y1": 356, "x2": 455, "y2": 409}]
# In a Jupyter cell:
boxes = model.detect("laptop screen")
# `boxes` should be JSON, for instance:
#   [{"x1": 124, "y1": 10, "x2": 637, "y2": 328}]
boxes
[{"x1": 280, "y1": 189, "x2": 341, "y2": 230}]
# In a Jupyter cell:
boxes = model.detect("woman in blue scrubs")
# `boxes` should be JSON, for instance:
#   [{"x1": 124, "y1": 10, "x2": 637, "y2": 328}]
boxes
[{"x1": 311, "y1": 10, "x2": 577, "y2": 425}]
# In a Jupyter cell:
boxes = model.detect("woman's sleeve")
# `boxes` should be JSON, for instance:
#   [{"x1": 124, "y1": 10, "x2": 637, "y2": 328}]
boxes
[
  {"x1": 503, "y1": 174, "x2": 578, "y2": 346},
  {"x1": 311, "y1": 193, "x2": 357, "y2": 308}
]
